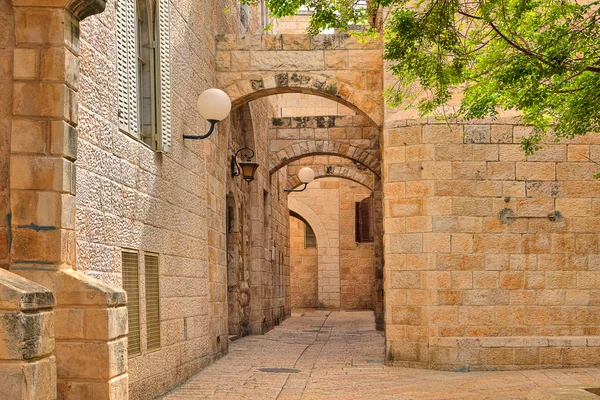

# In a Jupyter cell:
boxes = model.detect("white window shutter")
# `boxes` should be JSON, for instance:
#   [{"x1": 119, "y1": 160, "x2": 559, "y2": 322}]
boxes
[
  {"x1": 116, "y1": 0, "x2": 139, "y2": 137},
  {"x1": 156, "y1": 0, "x2": 172, "y2": 152},
  {"x1": 116, "y1": 0, "x2": 130, "y2": 132},
  {"x1": 126, "y1": 0, "x2": 139, "y2": 137}
]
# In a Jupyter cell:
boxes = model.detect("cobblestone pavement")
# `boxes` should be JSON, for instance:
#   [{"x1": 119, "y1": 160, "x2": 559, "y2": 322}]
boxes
[{"x1": 162, "y1": 310, "x2": 600, "y2": 399}]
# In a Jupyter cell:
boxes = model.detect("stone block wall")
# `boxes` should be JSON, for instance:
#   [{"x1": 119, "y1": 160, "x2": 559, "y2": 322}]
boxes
[
  {"x1": 289, "y1": 178, "x2": 374, "y2": 310},
  {"x1": 75, "y1": 1, "x2": 291, "y2": 398},
  {"x1": 0, "y1": 269, "x2": 56, "y2": 400},
  {"x1": 383, "y1": 118, "x2": 600, "y2": 370},
  {"x1": 275, "y1": 93, "x2": 355, "y2": 117},
  {"x1": 289, "y1": 215, "x2": 319, "y2": 308},
  {"x1": 0, "y1": 0, "x2": 11, "y2": 271}
]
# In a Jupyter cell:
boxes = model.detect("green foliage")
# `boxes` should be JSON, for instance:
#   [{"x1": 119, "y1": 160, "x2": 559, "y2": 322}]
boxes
[{"x1": 245, "y1": 0, "x2": 600, "y2": 152}]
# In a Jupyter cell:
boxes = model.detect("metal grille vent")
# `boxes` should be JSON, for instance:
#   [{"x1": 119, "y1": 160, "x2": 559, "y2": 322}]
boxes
[
  {"x1": 122, "y1": 250, "x2": 141, "y2": 357},
  {"x1": 145, "y1": 253, "x2": 161, "y2": 351}
]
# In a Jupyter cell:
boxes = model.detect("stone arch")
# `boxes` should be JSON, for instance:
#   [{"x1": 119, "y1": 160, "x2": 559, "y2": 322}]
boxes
[
  {"x1": 288, "y1": 197, "x2": 339, "y2": 308},
  {"x1": 288, "y1": 198, "x2": 329, "y2": 247},
  {"x1": 269, "y1": 140, "x2": 381, "y2": 177},
  {"x1": 287, "y1": 165, "x2": 374, "y2": 191},
  {"x1": 222, "y1": 72, "x2": 383, "y2": 126}
]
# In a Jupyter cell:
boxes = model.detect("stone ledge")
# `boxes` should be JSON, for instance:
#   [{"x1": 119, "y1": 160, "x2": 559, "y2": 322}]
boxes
[
  {"x1": 429, "y1": 336, "x2": 600, "y2": 371},
  {"x1": 14, "y1": 269, "x2": 126, "y2": 307},
  {"x1": 528, "y1": 386, "x2": 600, "y2": 400},
  {"x1": 0, "y1": 268, "x2": 55, "y2": 311}
]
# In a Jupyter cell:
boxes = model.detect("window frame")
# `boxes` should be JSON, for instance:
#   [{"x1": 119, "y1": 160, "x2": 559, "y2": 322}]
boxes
[
  {"x1": 355, "y1": 196, "x2": 375, "y2": 243},
  {"x1": 122, "y1": 248, "x2": 162, "y2": 359},
  {"x1": 304, "y1": 222, "x2": 317, "y2": 248},
  {"x1": 136, "y1": 0, "x2": 158, "y2": 149}
]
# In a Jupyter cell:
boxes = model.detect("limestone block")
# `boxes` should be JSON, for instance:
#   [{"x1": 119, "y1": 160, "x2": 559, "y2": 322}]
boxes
[
  {"x1": 84, "y1": 306, "x2": 128, "y2": 340},
  {"x1": 55, "y1": 337, "x2": 126, "y2": 380},
  {"x1": 41, "y1": 46, "x2": 78, "y2": 87},
  {"x1": 282, "y1": 34, "x2": 310, "y2": 50},
  {"x1": 249, "y1": 51, "x2": 324, "y2": 71},
  {"x1": 11, "y1": 119, "x2": 47, "y2": 154},
  {"x1": 14, "y1": 8, "x2": 67, "y2": 46},
  {"x1": 50, "y1": 120, "x2": 77, "y2": 161},
  {"x1": 13, "y1": 48, "x2": 38, "y2": 80},
  {"x1": 14, "y1": 269, "x2": 126, "y2": 307},
  {"x1": 0, "y1": 356, "x2": 56, "y2": 400},
  {"x1": 13, "y1": 82, "x2": 68, "y2": 118},
  {"x1": 0, "y1": 310, "x2": 54, "y2": 360},
  {"x1": 0, "y1": 268, "x2": 54, "y2": 311}
]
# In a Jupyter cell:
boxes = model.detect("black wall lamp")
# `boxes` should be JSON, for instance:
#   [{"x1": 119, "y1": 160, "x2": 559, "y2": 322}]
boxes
[
  {"x1": 183, "y1": 89, "x2": 232, "y2": 140},
  {"x1": 231, "y1": 148, "x2": 259, "y2": 183},
  {"x1": 284, "y1": 167, "x2": 315, "y2": 192}
]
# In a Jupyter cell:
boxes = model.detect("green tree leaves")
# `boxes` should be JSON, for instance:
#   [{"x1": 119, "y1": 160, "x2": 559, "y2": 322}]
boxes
[{"x1": 242, "y1": 0, "x2": 600, "y2": 152}]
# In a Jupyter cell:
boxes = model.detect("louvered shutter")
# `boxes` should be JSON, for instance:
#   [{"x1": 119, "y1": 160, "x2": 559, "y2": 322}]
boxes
[
  {"x1": 156, "y1": 0, "x2": 172, "y2": 152},
  {"x1": 116, "y1": 0, "x2": 130, "y2": 131},
  {"x1": 144, "y1": 253, "x2": 161, "y2": 351},
  {"x1": 116, "y1": 0, "x2": 139, "y2": 137},
  {"x1": 356, "y1": 196, "x2": 374, "y2": 243},
  {"x1": 122, "y1": 250, "x2": 141, "y2": 357}
]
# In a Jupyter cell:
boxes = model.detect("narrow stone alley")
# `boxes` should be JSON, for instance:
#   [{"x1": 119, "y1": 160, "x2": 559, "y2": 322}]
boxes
[{"x1": 161, "y1": 311, "x2": 600, "y2": 399}]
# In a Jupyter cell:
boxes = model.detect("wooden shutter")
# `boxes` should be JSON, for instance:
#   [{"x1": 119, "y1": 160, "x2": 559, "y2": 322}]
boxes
[
  {"x1": 145, "y1": 253, "x2": 161, "y2": 351},
  {"x1": 155, "y1": 0, "x2": 172, "y2": 152},
  {"x1": 116, "y1": 0, "x2": 139, "y2": 137},
  {"x1": 356, "y1": 196, "x2": 374, "y2": 243},
  {"x1": 122, "y1": 250, "x2": 141, "y2": 357}
]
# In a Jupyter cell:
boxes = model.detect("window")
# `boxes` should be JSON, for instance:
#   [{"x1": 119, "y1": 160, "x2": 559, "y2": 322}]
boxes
[
  {"x1": 145, "y1": 253, "x2": 161, "y2": 351},
  {"x1": 122, "y1": 250, "x2": 141, "y2": 357},
  {"x1": 116, "y1": 0, "x2": 172, "y2": 152},
  {"x1": 122, "y1": 249, "x2": 161, "y2": 358},
  {"x1": 305, "y1": 223, "x2": 317, "y2": 248},
  {"x1": 356, "y1": 195, "x2": 374, "y2": 243}
]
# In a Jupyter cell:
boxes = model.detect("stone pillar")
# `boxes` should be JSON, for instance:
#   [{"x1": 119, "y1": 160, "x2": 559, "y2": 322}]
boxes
[
  {"x1": 9, "y1": 1, "x2": 128, "y2": 398},
  {"x1": 0, "y1": 269, "x2": 56, "y2": 400}
]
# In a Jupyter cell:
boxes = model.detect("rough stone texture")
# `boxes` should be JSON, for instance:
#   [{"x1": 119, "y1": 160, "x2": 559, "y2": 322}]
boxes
[
  {"x1": 382, "y1": 117, "x2": 600, "y2": 370},
  {"x1": 215, "y1": 33, "x2": 384, "y2": 126},
  {"x1": 276, "y1": 92, "x2": 355, "y2": 117},
  {"x1": 0, "y1": 269, "x2": 57, "y2": 400},
  {"x1": 74, "y1": 1, "x2": 291, "y2": 398},
  {"x1": 289, "y1": 216, "x2": 318, "y2": 308},
  {"x1": 289, "y1": 178, "x2": 375, "y2": 309},
  {"x1": 267, "y1": 115, "x2": 381, "y2": 176}
]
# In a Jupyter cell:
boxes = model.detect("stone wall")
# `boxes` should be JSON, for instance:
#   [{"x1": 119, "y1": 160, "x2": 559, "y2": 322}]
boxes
[
  {"x1": 76, "y1": 1, "x2": 290, "y2": 398},
  {"x1": 289, "y1": 215, "x2": 319, "y2": 308},
  {"x1": 289, "y1": 178, "x2": 374, "y2": 309},
  {"x1": 275, "y1": 93, "x2": 354, "y2": 117},
  {"x1": 0, "y1": 0, "x2": 12, "y2": 271},
  {"x1": 382, "y1": 117, "x2": 600, "y2": 370}
]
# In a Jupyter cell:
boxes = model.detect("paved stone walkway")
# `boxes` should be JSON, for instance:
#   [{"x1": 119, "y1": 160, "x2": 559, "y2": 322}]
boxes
[{"x1": 161, "y1": 310, "x2": 600, "y2": 399}]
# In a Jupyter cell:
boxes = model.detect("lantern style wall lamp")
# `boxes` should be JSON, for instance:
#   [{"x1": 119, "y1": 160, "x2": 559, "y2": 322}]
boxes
[
  {"x1": 183, "y1": 88, "x2": 232, "y2": 140},
  {"x1": 231, "y1": 148, "x2": 259, "y2": 183},
  {"x1": 284, "y1": 167, "x2": 315, "y2": 192}
]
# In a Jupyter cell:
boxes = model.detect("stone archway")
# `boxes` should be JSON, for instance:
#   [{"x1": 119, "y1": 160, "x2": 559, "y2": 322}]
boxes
[
  {"x1": 287, "y1": 165, "x2": 374, "y2": 191},
  {"x1": 216, "y1": 33, "x2": 384, "y2": 126},
  {"x1": 288, "y1": 197, "x2": 339, "y2": 308},
  {"x1": 269, "y1": 140, "x2": 381, "y2": 177}
]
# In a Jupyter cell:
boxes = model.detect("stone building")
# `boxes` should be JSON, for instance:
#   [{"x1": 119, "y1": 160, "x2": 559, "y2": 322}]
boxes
[{"x1": 1, "y1": 0, "x2": 600, "y2": 399}]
